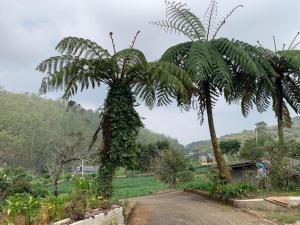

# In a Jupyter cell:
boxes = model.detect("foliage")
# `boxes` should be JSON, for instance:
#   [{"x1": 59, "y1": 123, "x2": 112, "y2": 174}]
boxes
[
  {"x1": 0, "y1": 168, "x2": 49, "y2": 201},
  {"x1": 176, "y1": 170, "x2": 195, "y2": 183},
  {"x1": 239, "y1": 123, "x2": 274, "y2": 161},
  {"x1": 36, "y1": 32, "x2": 190, "y2": 199},
  {"x1": 219, "y1": 139, "x2": 241, "y2": 155},
  {"x1": 2, "y1": 194, "x2": 40, "y2": 225},
  {"x1": 206, "y1": 172, "x2": 257, "y2": 200},
  {"x1": 287, "y1": 140, "x2": 300, "y2": 159},
  {"x1": 185, "y1": 116, "x2": 300, "y2": 154},
  {"x1": 51, "y1": 176, "x2": 167, "y2": 200},
  {"x1": 153, "y1": 0, "x2": 266, "y2": 182},
  {"x1": 135, "y1": 140, "x2": 170, "y2": 172},
  {"x1": 214, "y1": 182, "x2": 257, "y2": 201},
  {"x1": 113, "y1": 176, "x2": 167, "y2": 200},
  {"x1": 155, "y1": 148, "x2": 188, "y2": 187},
  {"x1": 46, "y1": 131, "x2": 89, "y2": 196},
  {"x1": 39, "y1": 194, "x2": 70, "y2": 223},
  {"x1": 234, "y1": 35, "x2": 300, "y2": 189},
  {"x1": 179, "y1": 172, "x2": 257, "y2": 201},
  {"x1": 0, "y1": 89, "x2": 183, "y2": 172},
  {"x1": 239, "y1": 138, "x2": 267, "y2": 161},
  {"x1": 177, "y1": 176, "x2": 209, "y2": 190}
]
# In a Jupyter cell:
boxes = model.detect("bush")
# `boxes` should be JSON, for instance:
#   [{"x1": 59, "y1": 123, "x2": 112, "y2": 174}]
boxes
[
  {"x1": 177, "y1": 170, "x2": 194, "y2": 183},
  {"x1": 216, "y1": 183, "x2": 257, "y2": 201},
  {"x1": 2, "y1": 194, "x2": 40, "y2": 225},
  {"x1": 180, "y1": 172, "x2": 257, "y2": 201},
  {"x1": 39, "y1": 194, "x2": 70, "y2": 223},
  {"x1": 206, "y1": 172, "x2": 257, "y2": 201},
  {"x1": 239, "y1": 138, "x2": 265, "y2": 161},
  {"x1": 155, "y1": 148, "x2": 188, "y2": 187}
]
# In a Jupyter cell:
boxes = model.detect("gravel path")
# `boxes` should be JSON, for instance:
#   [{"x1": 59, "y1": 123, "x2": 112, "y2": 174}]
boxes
[{"x1": 127, "y1": 191, "x2": 275, "y2": 225}]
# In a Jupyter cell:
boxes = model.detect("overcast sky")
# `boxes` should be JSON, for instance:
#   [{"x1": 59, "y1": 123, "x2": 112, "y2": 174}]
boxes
[{"x1": 0, "y1": 0, "x2": 299, "y2": 145}]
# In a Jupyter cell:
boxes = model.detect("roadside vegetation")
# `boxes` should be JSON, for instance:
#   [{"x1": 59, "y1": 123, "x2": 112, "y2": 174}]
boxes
[{"x1": 0, "y1": 0, "x2": 299, "y2": 224}]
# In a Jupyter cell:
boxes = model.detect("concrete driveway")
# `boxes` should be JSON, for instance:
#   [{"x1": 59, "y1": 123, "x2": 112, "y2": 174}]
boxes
[{"x1": 127, "y1": 191, "x2": 275, "y2": 225}]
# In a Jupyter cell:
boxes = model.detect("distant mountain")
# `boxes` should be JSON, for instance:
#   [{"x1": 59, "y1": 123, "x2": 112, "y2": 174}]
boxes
[
  {"x1": 0, "y1": 89, "x2": 183, "y2": 170},
  {"x1": 185, "y1": 116, "x2": 300, "y2": 153}
]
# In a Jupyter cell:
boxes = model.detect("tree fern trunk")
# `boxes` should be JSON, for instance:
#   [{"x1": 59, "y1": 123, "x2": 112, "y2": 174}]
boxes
[
  {"x1": 97, "y1": 82, "x2": 142, "y2": 199},
  {"x1": 276, "y1": 78, "x2": 284, "y2": 149},
  {"x1": 204, "y1": 82, "x2": 232, "y2": 182},
  {"x1": 271, "y1": 77, "x2": 286, "y2": 188}
]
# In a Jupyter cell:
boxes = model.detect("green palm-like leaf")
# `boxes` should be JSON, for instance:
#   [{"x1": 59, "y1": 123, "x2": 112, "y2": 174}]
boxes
[
  {"x1": 151, "y1": 1, "x2": 206, "y2": 40},
  {"x1": 55, "y1": 36, "x2": 110, "y2": 59}
]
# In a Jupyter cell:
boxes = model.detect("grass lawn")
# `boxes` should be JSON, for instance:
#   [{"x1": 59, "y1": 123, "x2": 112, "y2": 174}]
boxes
[
  {"x1": 113, "y1": 176, "x2": 167, "y2": 200},
  {"x1": 50, "y1": 176, "x2": 167, "y2": 200}
]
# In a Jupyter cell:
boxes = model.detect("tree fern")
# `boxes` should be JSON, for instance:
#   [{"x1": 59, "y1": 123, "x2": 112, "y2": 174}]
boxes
[
  {"x1": 37, "y1": 32, "x2": 191, "y2": 198},
  {"x1": 154, "y1": 1, "x2": 254, "y2": 182}
]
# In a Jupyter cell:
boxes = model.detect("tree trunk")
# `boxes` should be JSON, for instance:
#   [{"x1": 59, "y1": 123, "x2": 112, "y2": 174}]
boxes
[
  {"x1": 204, "y1": 82, "x2": 232, "y2": 182},
  {"x1": 271, "y1": 77, "x2": 286, "y2": 188},
  {"x1": 53, "y1": 175, "x2": 59, "y2": 196},
  {"x1": 97, "y1": 82, "x2": 142, "y2": 199},
  {"x1": 276, "y1": 78, "x2": 284, "y2": 149}
]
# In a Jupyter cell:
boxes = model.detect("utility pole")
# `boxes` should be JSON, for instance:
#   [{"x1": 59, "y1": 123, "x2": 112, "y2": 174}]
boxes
[
  {"x1": 255, "y1": 128, "x2": 258, "y2": 144},
  {"x1": 81, "y1": 158, "x2": 84, "y2": 177}
]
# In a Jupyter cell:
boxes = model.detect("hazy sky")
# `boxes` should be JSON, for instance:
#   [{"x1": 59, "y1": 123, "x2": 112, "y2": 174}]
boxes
[{"x1": 0, "y1": 0, "x2": 299, "y2": 145}]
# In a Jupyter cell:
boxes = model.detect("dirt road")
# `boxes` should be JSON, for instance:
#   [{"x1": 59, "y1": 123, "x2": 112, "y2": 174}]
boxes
[{"x1": 128, "y1": 191, "x2": 274, "y2": 225}]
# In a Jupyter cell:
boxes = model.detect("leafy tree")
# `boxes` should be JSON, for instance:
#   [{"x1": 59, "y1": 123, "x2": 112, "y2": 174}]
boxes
[
  {"x1": 135, "y1": 140, "x2": 170, "y2": 172},
  {"x1": 239, "y1": 138, "x2": 266, "y2": 161},
  {"x1": 220, "y1": 139, "x2": 241, "y2": 155},
  {"x1": 152, "y1": 0, "x2": 261, "y2": 182},
  {"x1": 0, "y1": 89, "x2": 183, "y2": 171},
  {"x1": 155, "y1": 148, "x2": 188, "y2": 187},
  {"x1": 287, "y1": 140, "x2": 300, "y2": 159},
  {"x1": 36, "y1": 32, "x2": 190, "y2": 199}
]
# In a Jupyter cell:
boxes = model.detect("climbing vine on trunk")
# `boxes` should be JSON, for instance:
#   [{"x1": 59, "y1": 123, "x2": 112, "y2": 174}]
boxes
[{"x1": 98, "y1": 82, "x2": 143, "y2": 199}]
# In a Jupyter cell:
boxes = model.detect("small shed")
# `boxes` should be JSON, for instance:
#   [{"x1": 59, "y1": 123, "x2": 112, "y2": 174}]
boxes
[
  {"x1": 72, "y1": 165, "x2": 98, "y2": 175},
  {"x1": 228, "y1": 161, "x2": 256, "y2": 182}
]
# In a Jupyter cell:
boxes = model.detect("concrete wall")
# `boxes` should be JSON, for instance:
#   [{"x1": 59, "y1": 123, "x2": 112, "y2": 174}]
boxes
[
  {"x1": 54, "y1": 207, "x2": 124, "y2": 225},
  {"x1": 289, "y1": 197, "x2": 300, "y2": 207},
  {"x1": 233, "y1": 199, "x2": 287, "y2": 211}
]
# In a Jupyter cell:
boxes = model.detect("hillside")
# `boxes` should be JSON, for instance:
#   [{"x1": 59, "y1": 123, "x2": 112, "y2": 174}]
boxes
[
  {"x1": 0, "y1": 89, "x2": 183, "y2": 171},
  {"x1": 186, "y1": 116, "x2": 300, "y2": 153}
]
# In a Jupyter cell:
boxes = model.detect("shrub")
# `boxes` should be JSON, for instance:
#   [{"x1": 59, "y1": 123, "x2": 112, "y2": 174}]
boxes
[
  {"x1": 39, "y1": 194, "x2": 70, "y2": 223},
  {"x1": 65, "y1": 191, "x2": 88, "y2": 221},
  {"x1": 3, "y1": 194, "x2": 40, "y2": 225},
  {"x1": 155, "y1": 148, "x2": 188, "y2": 187},
  {"x1": 206, "y1": 172, "x2": 257, "y2": 201},
  {"x1": 216, "y1": 183, "x2": 257, "y2": 201},
  {"x1": 177, "y1": 170, "x2": 194, "y2": 183},
  {"x1": 181, "y1": 172, "x2": 257, "y2": 201}
]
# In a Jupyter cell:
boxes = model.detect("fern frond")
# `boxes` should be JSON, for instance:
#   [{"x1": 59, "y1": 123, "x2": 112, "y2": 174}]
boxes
[
  {"x1": 213, "y1": 38, "x2": 260, "y2": 75},
  {"x1": 137, "y1": 61, "x2": 192, "y2": 109},
  {"x1": 203, "y1": 0, "x2": 218, "y2": 40},
  {"x1": 55, "y1": 37, "x2": 110, "y2": 59},
  {"x1": 151, "y1": 1, "x2": 206, "y2": 40},
  {"x1": 282, "y1": 75, "x2": 300, "y2": 113},
  {"x1": 160, "y1": 42, "x2": 192, "y2": 69}
]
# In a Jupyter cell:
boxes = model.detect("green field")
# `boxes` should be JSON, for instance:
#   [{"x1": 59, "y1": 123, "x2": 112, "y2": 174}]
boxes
[{"x1": 51, "y1": 176, "x2": 167, "y2": 200}]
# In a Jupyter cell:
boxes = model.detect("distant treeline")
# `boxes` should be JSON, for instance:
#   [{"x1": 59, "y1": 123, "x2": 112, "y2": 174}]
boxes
[{"x1": 0, "y1": 89, "x2": 183, "y2": 172}]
